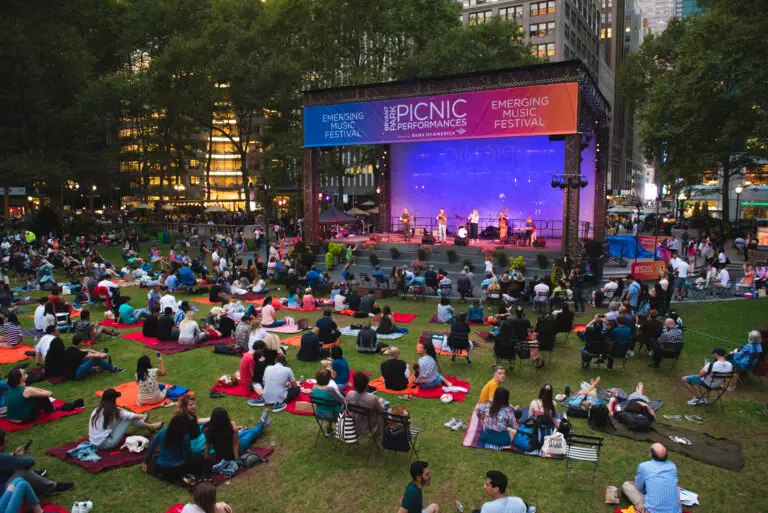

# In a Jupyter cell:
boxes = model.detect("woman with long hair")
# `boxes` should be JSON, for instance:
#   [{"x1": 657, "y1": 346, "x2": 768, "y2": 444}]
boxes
[
  {"x1": 178, "y1": 311, "x2": 207, "y2": 346},
  {"x1": 260, "y1": 296, "x2": 285, "y2": 328},
  {"x1": 203, "y1": 407, "x2": 270, "y2": 462},
  {"x1": 476, "y1": 387, "x2": 518, "y2": 447},
  {"x1": 413, "y1": 341, "x2": 451, "y2": 389},
  {"x1": 529, "y1": 384, "x2": 557, "y2": 419},
  {"x1": 136, "y1": 355, "x2": 167, "y2": 406},
  {"x1": 181, "y1": 482, "x2": 232, "y2": 513},
  {"x1": 89, "y1": 388, "x2": 163, "y2": 450},
  {"x1": 262, "y1": 333, "x2": 284, "y2": 366},
  {"x1": 0, "y1": 313, "x2": 22, "y2": 348},
  {"x1": 142, "y1": 414, "x2": 210, "y2": 484},
  {"x1": 43, "y1": 337, "x2": 67, "y2": 379},
  {"x1": 175, "y1": 394, "x2": 208, "y2": 456}
]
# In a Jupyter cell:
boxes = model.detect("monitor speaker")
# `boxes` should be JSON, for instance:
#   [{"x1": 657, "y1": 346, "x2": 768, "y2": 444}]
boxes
[{"x1": 421, "y1": 233, "x2": 434, "y2": 245}]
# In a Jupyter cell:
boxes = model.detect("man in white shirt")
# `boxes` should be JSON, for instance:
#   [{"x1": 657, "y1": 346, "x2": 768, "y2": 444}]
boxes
[
  {"x1": 681, "y1": 347, "x2": 733, "y2": 405},
  {"x1": 715, "y1": 267, "x2": 729, "y2": 289},
  {"x1": 33, "y1": 299, "x2": 47, "y2": 331},
  {"x1": 247, "y1": 354, "x2": 298, "y2": 411},
  {"x1": 593, "y1": 278, "x2": 619, "y2": 307},
  {"x1": 533, "y1": 280, "x2": 550, "y2": 309},
  {"x1": 218, "y1": 257, "x2": 227, "y2": 274},
  {"x1": 672, "y1": 255, "x2": 690, "y2": 301},
  {"x1": 159, "y1": 292, "x2": 178, "y2": 315},
  {"x1": 478, "y1": 470, "x2": 527, "y2": 513},
  {"x1": 35, "y1": 325, "x2": 59, "y2": 363},
  {"x1": 333, "y1": 292, "x2": 346, "y2": 312}
]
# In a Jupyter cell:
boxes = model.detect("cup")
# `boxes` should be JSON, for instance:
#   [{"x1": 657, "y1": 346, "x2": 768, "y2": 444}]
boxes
[{"x1": 268, "y1": 436, "x2": 277, "y2": 448}]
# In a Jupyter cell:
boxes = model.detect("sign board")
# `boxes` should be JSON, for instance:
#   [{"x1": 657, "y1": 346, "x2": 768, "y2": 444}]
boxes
[
  {"x1": 0, "y1": 187, "x2": 26, "y2": 196},
  {"x1": 637, "y1": 235, "x2": 673, "y2": 253},
  {"x1": 758, "y1": 227, "x2": 768, "y2": 249},
  {"x1": 304, "y1": 83, "x2": 578, "y2": 147},
  {"x1": 631, "y1": 261, "x2": 667, "y2": 281}
]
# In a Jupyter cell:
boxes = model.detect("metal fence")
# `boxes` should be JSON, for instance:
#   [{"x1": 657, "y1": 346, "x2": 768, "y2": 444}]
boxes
[{"x1": 387, "y1": 217, "x2": 593, "y2": 240}]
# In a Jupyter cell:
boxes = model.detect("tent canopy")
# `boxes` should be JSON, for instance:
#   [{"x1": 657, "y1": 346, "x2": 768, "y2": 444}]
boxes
[
  {"x1": 318, "y1": 206, "x2": 360, "y2": 224},
  {"x1": 346, "y1": 207, "x2": 369, "y2": 216}
]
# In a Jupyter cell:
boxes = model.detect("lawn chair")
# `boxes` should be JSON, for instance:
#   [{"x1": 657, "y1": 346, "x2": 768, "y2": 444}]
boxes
[
  {"x1": 425, "y1": 275, "x2": 439, "y2": 296},
  {"x1": 565, "y1": 433, "x2": 604, "y2": 485},
  {"x1": 310, "y1": 396, "x2": 342, "y2": 448},
  {"x1": 381, "y1": 410, "x2": 421, "y2": 463},
  {"x1": 536, "y1": 331, "x2": 556, "y2": 361},
  {"x1": 493, "y1": 338, "x2": 518, "y2": 370},
  {"x1": 694, "y1": 372, "x2": 734, "y2": 410},
  {"x1": 447, "y1": 331, "x2": 472, "y2": 364},
  {"x1": 655, "y1": 341, "x2": 683, "y2": 368},
  {"x1": 554, "y1": 310, "x2": 575, "y2": 343}
]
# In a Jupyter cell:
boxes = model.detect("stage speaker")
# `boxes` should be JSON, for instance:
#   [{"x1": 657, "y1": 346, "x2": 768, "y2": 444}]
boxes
[
  {"x1": 454, "y1": 237, "x2": 467, "y2": 247},
  {"x1": 421, "y1": 233, "x2": 434, "y2": 245},
  {"x1": 583, "y1": 238, "x2": 604, "y2": 258}
]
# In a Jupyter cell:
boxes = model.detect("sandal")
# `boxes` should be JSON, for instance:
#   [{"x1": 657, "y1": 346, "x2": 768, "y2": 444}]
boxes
[
  {"x1": 684, "y1": 415, "x2": 703, "y2": 424},
  {"x1": 209, "y1": 391, "x2": 224, "y2": 399},
  {"x1": 662, "y1": 414, "x2": 682, "y2": 421}
]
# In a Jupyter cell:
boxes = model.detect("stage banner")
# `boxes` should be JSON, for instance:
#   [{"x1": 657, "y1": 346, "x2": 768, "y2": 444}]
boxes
[
  {"x1": 637, "y1": 235, "x2": 673, "y2": 252},
  {"x1": 631, "y1": 261, "x2": 667, "y2": 281},
  {"x1": 304, "y1": 83, "x2": 578, "y2": 147}
]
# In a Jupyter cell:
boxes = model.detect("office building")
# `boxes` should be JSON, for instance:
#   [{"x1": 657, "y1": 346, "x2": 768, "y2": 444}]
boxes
[{"x1": 636, "y1": 0, "x2": 675, "y2": 35}]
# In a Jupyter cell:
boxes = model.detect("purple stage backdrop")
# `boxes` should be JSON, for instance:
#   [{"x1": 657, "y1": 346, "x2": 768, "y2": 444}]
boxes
[
  {"x1": 579, "y1": 135, "x2": 597, "y2": 234},
  {"x1": 390, "y1": 136, "x2": 565, "y2": 232}
]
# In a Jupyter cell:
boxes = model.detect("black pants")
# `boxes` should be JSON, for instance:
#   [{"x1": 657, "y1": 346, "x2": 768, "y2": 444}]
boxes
[
  {"x1": 18, "y1": 396, "x2": 55, "y2": 423},
  {"x1": 320, "y1": 331, "x2": 341, "y2": 345},
  {"x1": 156, "y1": 455, "x2": 211, "y2": 482},
  {"x1": 285, "y1": 387, "x2": 300, "y2": 403}
]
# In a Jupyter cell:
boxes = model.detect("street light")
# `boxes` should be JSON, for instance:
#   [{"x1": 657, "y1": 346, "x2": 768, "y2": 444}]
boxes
[
  {"x1": 735, "y1": 184, "x2": 744, "y2": 224},
  {"x1": 677, "y1": 191, "x2": 687, "y2": 221}
]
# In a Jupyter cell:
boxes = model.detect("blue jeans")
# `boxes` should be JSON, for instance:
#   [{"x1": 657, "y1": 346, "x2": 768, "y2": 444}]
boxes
[
  {"x1": 95, "y1": 416, "x2": 150, "y2": 450},
  {"x1": 420, "y1": 375, "x2": 444, "y2": 389},
  {"x1": 237, "y1": 422, "x2": 265, "y2": 456},
  {"x1": 0, "y1": 478, "x2": 39, "y2": 513},
  {"x1": 76, "y1": 357, "x2": 114, "y2": 380},
  {"x1": 263, "y1": 320, "x2": 285, "y2": 328},
  {"x1": 133, "y1": 308, "x2": 153, "y2": 320}
]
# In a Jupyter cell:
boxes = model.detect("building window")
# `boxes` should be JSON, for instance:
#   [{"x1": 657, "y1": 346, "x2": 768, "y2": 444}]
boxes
[
  {"x1": 532, "y1": 43, "x2": 556, "y2": 58},
  {"x1": 499, "y1": 5, "x2": 523, "y2": 19},
  {"x1": 463, "y1": 0, "x2": 488, "y2": 6},
  {"x1": 530, "y1": 21, "x2": 556, "y2": 38},
  {"x1": 468, "y1": 10, "x2": 491, "y2": 24},
  {"x1": 530, "y1": 1, "x2": 555, "y2": 16},
  {"x1": 600, "y1": 27, "x2": 612, "y2": 39},
  {"x1": 189, "y1": 176, "x2": 201, "y2": 186}
]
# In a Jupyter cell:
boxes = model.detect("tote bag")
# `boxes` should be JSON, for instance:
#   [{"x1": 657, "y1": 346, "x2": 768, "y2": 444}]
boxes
[{"x1": 335, "y1": 407, "x2": 357, "y2": 444}]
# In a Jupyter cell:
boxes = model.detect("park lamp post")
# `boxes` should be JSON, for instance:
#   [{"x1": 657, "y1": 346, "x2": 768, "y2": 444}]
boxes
[{"x1": 734, "y1": 184, "x2": 744, "y2": 226}]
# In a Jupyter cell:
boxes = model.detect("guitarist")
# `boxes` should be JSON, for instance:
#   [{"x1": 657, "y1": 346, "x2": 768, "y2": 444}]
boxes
[
  {"x1": 498, "y1": 208, "x2": 509, "y2": 245},
  {"x1": 436, "y1": 208, "x2": 448, "y2": 244},
  {"x1": 400, "y1": 208, "x2": 413, "y2": 242}
]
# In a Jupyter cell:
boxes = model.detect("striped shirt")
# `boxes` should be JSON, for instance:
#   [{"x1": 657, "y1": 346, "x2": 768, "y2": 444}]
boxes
[
  {"x1": 635, "y1": 460, "x2": 681, "y2": 513},
  {"x1": 0, "y1": 323, "x2": 22, "y2": 347}
]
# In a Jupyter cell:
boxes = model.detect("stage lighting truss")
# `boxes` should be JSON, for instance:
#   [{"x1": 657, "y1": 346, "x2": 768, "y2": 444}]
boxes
[{"x1": 550, "y1": 174, "x2": 589, "y2": 190}]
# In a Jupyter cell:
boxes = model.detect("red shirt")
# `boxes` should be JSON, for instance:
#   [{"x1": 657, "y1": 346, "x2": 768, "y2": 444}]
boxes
[{"x1": 239, "y1": 351, "x2": 255, "y2": 395}]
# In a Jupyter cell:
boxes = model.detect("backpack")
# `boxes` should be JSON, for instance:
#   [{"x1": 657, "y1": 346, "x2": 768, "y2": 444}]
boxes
[
  {"x1": 617, "y1": 411, "x2": 654, "y2": 432},
  {"x1": 535, "y1": 414, "x2": 556, "y2": 441},
  {"x1": 335, "y1": 407, "x2": 357, "y2": 444},
  {"x1": 512, "y1": 418, "x2": 541, "y2": 452},
  {"x1": 556, "y1": 418, "x2": 573, "y2": 438},
  {"x1": 587, "y1": 404, "x2": 610, "y2": 430}
]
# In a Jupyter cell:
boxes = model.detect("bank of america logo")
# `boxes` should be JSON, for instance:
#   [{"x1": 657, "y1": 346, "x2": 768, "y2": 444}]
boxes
[{"x1": 456, "y1": 128, "x2": 466, "y2": 135}]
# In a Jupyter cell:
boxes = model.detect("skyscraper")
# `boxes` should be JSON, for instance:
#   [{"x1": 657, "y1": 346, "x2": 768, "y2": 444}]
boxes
[{"x1": 636, "y1": 0, "x2": 675, "y2": 34}]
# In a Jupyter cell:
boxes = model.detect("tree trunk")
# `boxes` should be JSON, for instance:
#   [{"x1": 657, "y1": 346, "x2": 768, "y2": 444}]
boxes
[
  {"x1": 3, "y1": 187, "x2": 9, "y2": 220},
  {"x1": 205, "y1": 129, "x2": 213, "y2": 201},
  {"x1": 241, "y1": 153, "x2": 250, "y2": 215}
]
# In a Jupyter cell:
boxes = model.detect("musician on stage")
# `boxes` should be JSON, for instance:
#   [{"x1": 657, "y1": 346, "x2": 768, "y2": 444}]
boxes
[
  {"x1": 400, "y1": 208, "x2": 412, "y2": 242},
  {"x1": 525, "y1": 216, "x2": 537, "y2": 246},
  {"x1": 498, "y1": 209, "x2": 508, "y2": 245},
  {"x1": 468, "y1": 208, "x2": 479, "y2": 245},
  {"x1": 436, "y1": 208, "x2": 448, "y2": 244}
]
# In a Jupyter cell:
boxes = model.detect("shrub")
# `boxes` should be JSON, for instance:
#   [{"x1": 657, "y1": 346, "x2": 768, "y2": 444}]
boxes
[
  {"x1": 494, "y1": 250, "x2": 507, "y2": 267},
  {"x1": 536, "y1": 253, "x2": 549, "y2": 269},
  {"x1": 508, "y1": 256, "x2": 527, "y2": 272},
  {"x1": 369, "y1": 253, "x2": 380, "y2": 266},
  {"x1": 410, "y1": 259, "x2": 427, "y2": 272},
  {"x1": 417, "y1": 247, "x2": 429, "y2": 261},
  {"x1": 325, "y1": 242, "x2": 346, "y2": 270},
  {"x1": 462, "y1": 259, "x2": 474, "y2": 272},
  {"x1": 446, "y1": 249, "x2": 458, "y2": 263},
  {"x1": 390, "y1": 247, "x2": 401, "y2": 260}
]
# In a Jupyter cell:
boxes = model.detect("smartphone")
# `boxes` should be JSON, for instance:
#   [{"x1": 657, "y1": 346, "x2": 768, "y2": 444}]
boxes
[
  {"x1": 156, "y1": 352, "x2": 161, "y2": 359},
  {"x1": 23, "y1": 440, "x2": 33, "y2": 452}
]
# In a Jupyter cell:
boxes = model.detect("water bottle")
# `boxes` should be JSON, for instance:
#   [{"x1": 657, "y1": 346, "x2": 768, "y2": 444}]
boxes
[
  {"x1": 454, "y1": 499, "x2": 464, "y2": 512},
  {"x1": 564, "y1": 384, "x2": 571, "y2": 397}
]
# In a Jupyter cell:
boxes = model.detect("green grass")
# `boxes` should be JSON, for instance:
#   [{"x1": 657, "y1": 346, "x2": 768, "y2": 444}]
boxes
[{"x1": 8, "y1": 251, "x2": 767, "y2": 513}]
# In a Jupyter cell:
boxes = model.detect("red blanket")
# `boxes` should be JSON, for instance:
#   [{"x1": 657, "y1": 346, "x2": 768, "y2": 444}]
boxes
[
  {"x1": 374, "y1": 313, "x2": 418, "y2": 324},
  {"x1": 123, "y1": 331, "x2": 234, "y2": 355},
  {"x1": 0, "y1": 400, "x2": 82, "y2": 432},
  {"x1": 475, "y1": 331, "x2": 492, "y2": 341},
  {"x1": 46, "y1": 436, "x2": 154, "y2": 473},
  {"x1": 100, "y1": 319, "x2": 143, "y2": 329},
  {"x1": 165, "y1": 506, "x2": 183, "y2": 513},
  {"x1": 369, "y1": 376, "x2": 470, "y2": 402},
  {"x1": 210, "y1": 383, "x2": 258, "y2": 399},
  {"x1": 429, "y1": 314, "x2": 448, "y2": 324},
  {"x1": 40, "y1": 502, "x2": 69, "y2": 513}
]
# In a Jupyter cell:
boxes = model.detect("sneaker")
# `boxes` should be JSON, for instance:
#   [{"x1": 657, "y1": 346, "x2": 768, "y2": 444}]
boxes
[
  {"x1": 451, "y1": 421, "x2": 467, "y2": 431},
  {"x1": 271, "y1": 402, "x2": 287, "y2": 413},
  {"x1": 687, "y1": 397, "x2": 701, "y2": 405},
  {"x1": 444, "y1": 417, "x2": 459, "y2": 428},
  {"x1": 182, "y1": 475, "x2": 198, "y2": 486},
  {"x1": 247, "y1": 399, "x2": 266, "y2": 407},
  {"x1": 684, "y1": 415, "x2": 703, "y2": 424},
  {"x1": 662, "y1": 414, "x2": 682, "y2": 421},
  {"x1": 110, "y1": 367, "x2": 125, "y2": 374},
  {"x1": 53, "y1": 482, "x2": 74, "y2": 494},
  {"x1": 263, "y1": 418, "x2": 273, "y2": 429},
  {"x1": 71, "y1": 503, "x2": 84, "y2": 513},
  {"x1": 698, "y1": 397, "x2": 708, "y2": 405}
]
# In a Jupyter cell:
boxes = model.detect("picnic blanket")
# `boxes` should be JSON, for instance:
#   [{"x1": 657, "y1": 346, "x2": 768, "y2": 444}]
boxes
[
  {"x1": 191, "y1": 298, "x2": 227, "y2": 305},
  {"x1": 210, "y1": 383, "x2": 258, "y2": 399},
  {"x1": 40, "y1": 502, "x2": 69, "y2": 513},
  {"x1": 564, "y1": 387, "x2": 663, "y2": 415},
  {"x1": 0, "y1": 345, "x2": 35, "y2": 364},
  {"x1": 595, "y1": 420, "x2": 744, "y2": 471},
  {"x1": 280, "y1": 335, "x2": 339, "y2": 348},
  {"x1": 0, "y1": 399, "x2": 82, "y2": 432},
  {"x1": 122, "y1": 331, "x2": 234, "y2": 355},
  {"x1": 95, "y1": 381, "x2": 185, "y2": 413},
  {"x1": 339, "y1": 326, "x2": 405, "y2": 340},
  {"x1": 263, "y1": 324, "x2": 301, "y2": 334},
  {"x1": 165, "y1": 506, "x2": 183, "y2": 513},
  {"x1": 461, "y1": 408, "x2": 567, "y2": 458},
  {"x1": 150, "y1": 447, "x2": 273, "y2": 489},
  {"x1": 100, "y1": 319, "x2": 144, "y2": 329},
  {"x1": 368, "y1": 376, "x2": 470, "y2": 402},
  {"x1": 429, "y1": 314, "x2": 448, "y2": 324},
  {"x1": 46, "y1": 436, "x2": 154, "y2": 473},
  {"x1": 475, "y1": 331, "x2": 491, "y2": 342},
  {"x1": 418, "y1": 332, "x2": 469, "y2": 357},
  {"x1": 374, "y1": 313, "x2": 418, "y2": 324},
  {"x1": 571, "y1": 323, "x2": 587, "y2": 333}
]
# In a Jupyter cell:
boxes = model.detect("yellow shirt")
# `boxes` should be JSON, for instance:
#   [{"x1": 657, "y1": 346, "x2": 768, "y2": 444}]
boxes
[{"x1": 478, "y1": 378, "x2": 499, "y2": 404}]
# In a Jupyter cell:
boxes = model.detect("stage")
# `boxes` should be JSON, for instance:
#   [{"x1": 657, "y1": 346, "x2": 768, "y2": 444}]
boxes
[{"x1": 329, "y1": 232, "x2": 562, "y2": 254}]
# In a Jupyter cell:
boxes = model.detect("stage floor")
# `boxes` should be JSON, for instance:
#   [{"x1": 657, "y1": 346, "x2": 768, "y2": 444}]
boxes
[{"x1": 330, "y1": 233, "x2": 562, "y2": 253}]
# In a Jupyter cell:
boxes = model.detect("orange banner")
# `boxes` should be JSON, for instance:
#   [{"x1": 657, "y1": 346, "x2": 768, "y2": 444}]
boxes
[{"x1": 631, "y1": 261, "x2": 667, "y2": 281}]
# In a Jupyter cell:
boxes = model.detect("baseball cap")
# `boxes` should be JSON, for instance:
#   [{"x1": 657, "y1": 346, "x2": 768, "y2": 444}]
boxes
[{"x1": 711, "y1": 347, "x2": 725, "y2": 357}]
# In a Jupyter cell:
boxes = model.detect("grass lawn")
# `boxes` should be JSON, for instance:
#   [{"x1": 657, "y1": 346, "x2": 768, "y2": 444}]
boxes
[{"x1": 7, "y1": 247, "x2": 766, "y2": 513}]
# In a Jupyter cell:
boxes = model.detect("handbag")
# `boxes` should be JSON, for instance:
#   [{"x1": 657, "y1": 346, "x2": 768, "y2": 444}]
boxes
[
  {"x1": 541, "y1": 431, "x2": 567, "y2": 456},
  {"x1": 335, "y1": 407, "x2": 357, "y2": 444}
]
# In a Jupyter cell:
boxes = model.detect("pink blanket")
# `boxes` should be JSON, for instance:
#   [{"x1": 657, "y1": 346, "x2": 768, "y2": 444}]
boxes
[
  {"x1": 374, "y1": 313, "x2": 418, "y2": 324},
  {"x1": 263, "y1": 324, "x2": 301, "y2": 334}
]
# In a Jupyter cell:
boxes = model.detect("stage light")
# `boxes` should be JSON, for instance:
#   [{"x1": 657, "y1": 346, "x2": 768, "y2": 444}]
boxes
[
  {"x1": 324, "y1": 195, "x2": 330, "y2": 201},
  {"x1": 376, "y1": 187, "x2": 381, "y2": 194},
  {"x1": 317, "y1": 193, "x2": 323, "y2": 199}
]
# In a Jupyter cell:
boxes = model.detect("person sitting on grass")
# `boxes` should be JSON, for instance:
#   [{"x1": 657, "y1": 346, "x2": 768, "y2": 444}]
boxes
[
  {"x1": 436, "y1": 296, "x2": 454, "y2": 323},
  {"x1": 478, "y1": 366, "x2": 505, "y2": 404},
  {"x1": 324, "y1": 345, "x2": 351, "y2": 392},
  {"x1": 34, "y1": 325, "x2": 59, "y2": 365},
  {"x1": 529, "y1": 384, "x2": 557, "y2": 420},
  {"x1": 354, "y1": 290, "x2": 380, "y2": 318},
  {"x1": 398, "y1": 460, "x2": 439, "y2": 513},
  {"x1": 474, "y1": 470, "x2": 528, "y2": 513},
  {"x1": 0, "y1": 313, "x2": 22, "y2": 348},
  {"x1": 74, "y1": 309, "x2": 119, "y2": 340},
  {"x1": 175, "y1": 395, "x2": 209, "y2": 457},
  {"x1": 621, "y1": 443, "x2": 681, "y2": 513},
  {"x1": 380, "y1": 347, "x2": 410, "y2": 391},
  {"x1": 89, "y1": 387, "x2": 163, "y2": 450},
  {"x1": 316, "y1": 309, "x2": 341, "y2": 345},
  {"x1": 65, "y1": 334, "x2": 124, "y2": 380},
  {"x1": 42, "y1": 337, "x2": 67, "y2": 381},
  {"x1": 376, "y1": 305, "x2": 400, "y2": 336},
  {"x1": 117, "y1": 298, "x2": 151, "y2": 326},
  {"x1": 178, "y1": 311, "x2": 208, "y2": 346},
  {"x1": 182, "y1": 482, "x2": 233, "y2": 513},
  {"x1": 203, "y1": 407, "x2": 270, "y2": 462},
  {"x1": 302, "y1": 288, "x2": 316, "y2": 310},
  {"x1": 157, "y1": 307, "x2": 180, "y2": 342},
  {"x1": 414, "y1": 341, "x2": 452, "y2": 389},
  {"x1": 475, "y1": 387, "x2": 518, "y2": 447},
  {"x1": 260, "y1": 297, "x2": 285, "y2": 328},
  {"x1": 136, "y1": 355, "x2": 168, "y2": 406},
  {"x1": 142, "y1": 414, "x2": 211, "y2": 485},
  {"x1": 681, "y1": 347, "x2": 733, "y2": 405},
  {"x1": 310, "y1": 368, "x2": 345, "y2": 437},
  {"x1": 0, "y1": 428, "x2": 74, "y2": 497},
  {"x1": 142, "y1": 305, "x2": 160, "y2": 338},
  {"x1": 262, "y1": 333, "x2": 285, "y2": 366},
  {"x1": 0, "y1": 477, "x2": 47, "y2": 513},
  {"x1": 357, "y1": 321, "x2": 384, "y2": 353},
  {"x1": 247, "y1": 354, "x2": 298, "y2": 412},
  {"x1": 297, "y1": 328, "x2": 329, "y2": 362},
  {"x1": 467, "y1": 299, "x2": 485, "y2": 324},
  {"x1": 6, "y1": 368, "x2": 84, "y2": 424},
  {"x1": 608, "y1": 381, "x2": 656, "y2": 420},
  {"x1": 564, "y1": 377, "x2": 602, "y2": 412}
]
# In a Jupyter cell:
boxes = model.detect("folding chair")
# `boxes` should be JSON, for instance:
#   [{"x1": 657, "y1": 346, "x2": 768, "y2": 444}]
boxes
[
  {"x1": 564, "y1": 433, "x2": 604, "y2": 486},
  {"x1": 310, "y1": 396, "x2": 342, "y2": 448},
  {"x1": 344, "y1": 402, "x2": 380, "y2": 458},
  {"x1": 381, "y1": 411, "x2": 421, "y2": 464},
  {"x1": 533, "y1": 292, "x2": 549, "y2": 314},
  {"x1": 358, "y1": 273, "x2": 372, "y2": 288},
  {"x1": 493, "y1": 339, "x2": 518, "y2": 370},
  {"x1": 425, "y1": 275, "x2": 439, "y2": 296},
  {"x1": 535, "y1": 331, "x2": 556, "y2": 361},
  {"x1": 655, "y1": 341, "x2": 683, "y2": 368},
  {"x1": 447, "y1": 331, "x2": 472, "y2": 364},
  {"x1": 554, "y1": 310, "x2": 575, "y2": 343},
  {"x1": 695, "y1": 372, "x2": 734, "y2": 410}
]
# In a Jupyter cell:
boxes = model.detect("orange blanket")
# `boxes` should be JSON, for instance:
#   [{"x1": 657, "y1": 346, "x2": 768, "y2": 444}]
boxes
[
  {"x1": 0, "y1": 346, "x2": 34, "y2": 364},
  {"x1": 95, "y1": 381, "x2": 173, "y2": 413},
  {"x1": 281, "y1": 335, "x2": 339, "y2": 348}
]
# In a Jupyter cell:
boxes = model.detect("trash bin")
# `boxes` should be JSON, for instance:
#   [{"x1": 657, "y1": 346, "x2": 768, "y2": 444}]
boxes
[
  {"x1": 157, "y1": 232, "x2": 163, "y2": 244},
  {"x1": 162, "y1": 232, "x2": 170, "y2": 244}
]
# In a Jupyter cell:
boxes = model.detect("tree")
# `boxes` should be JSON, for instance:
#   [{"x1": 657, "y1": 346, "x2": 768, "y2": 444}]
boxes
[{"x1": 618, "y1": 1, "x2": 768, "y2": 230}]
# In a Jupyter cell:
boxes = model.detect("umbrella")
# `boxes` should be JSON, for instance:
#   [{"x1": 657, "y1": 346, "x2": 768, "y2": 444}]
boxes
[
  {"x1": 204, "y1": 206, "x2": 228, "y2": 213},
  {"x1": 366, "y1": 207, "x2": 379, "y2": 214},
  {"x1": 132, "y1": 203, "x2": 152, "y2": 210},
  {"x1": 318, "y1": 206, "x2": 359, "y2": 224},
  {"x1": 360, "y1": 201, "x2": 375, "y2": 207},
  {"x1": 161, "y1": 204, "x2": 176, "y2": 211},
  {"x1": 346, "y1": 207, "x2": 369, "y2": 216}
]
